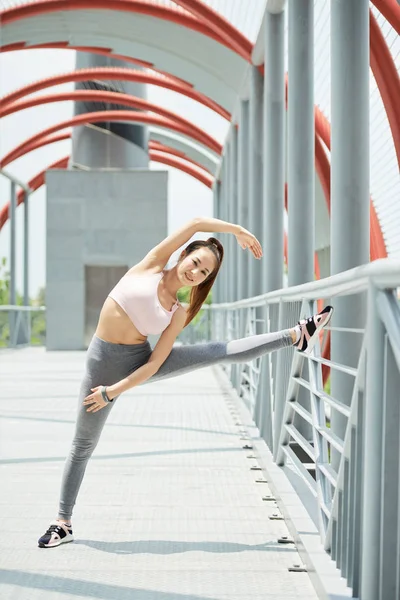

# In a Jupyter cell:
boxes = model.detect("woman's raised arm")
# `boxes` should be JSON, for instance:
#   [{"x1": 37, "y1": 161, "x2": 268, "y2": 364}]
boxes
[{"x1": 138, "y1": 216, "x2": 261, "y2": 270}]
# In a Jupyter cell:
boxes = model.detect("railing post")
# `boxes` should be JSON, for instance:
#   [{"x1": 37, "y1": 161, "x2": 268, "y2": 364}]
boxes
[
  {"x1": 9, "y1": 181, "x2": 17, "y2": 347},
  {"x1": 360, "y1": 284, "x2": 385, "y2": 600}
]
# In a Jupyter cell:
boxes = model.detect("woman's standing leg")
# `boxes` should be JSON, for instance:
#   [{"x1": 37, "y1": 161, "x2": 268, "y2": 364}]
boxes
[{"x1": 38, "y1": 337, "x2": 151, "y2": 548}]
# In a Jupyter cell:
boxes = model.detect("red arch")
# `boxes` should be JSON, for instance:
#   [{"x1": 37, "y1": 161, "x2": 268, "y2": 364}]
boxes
[
  {"x1": 0, "y1": 2, "x2": 391, "y2": 260},
  {"x1": 0, "y1": 0, "x2": 251, "y2": 61},
  {"x1": 371, "y1": 0, "x2": 400, "y2": 34},
  {"x1": 171, "y1": 0, "x2": 252, "y2": 59},
  {"x1": 0, "y1": 67, "x2": 229, "y2": 120},
  {"x1": 0, "y1": 146, "x2": 213, "y2": 231},
  {"x1": 370, "y1": 10, "x2": 400, "y2": 168},
  {"x1": 0, "y1": 111, "x2": 223, "y2": 167},
  {"x1": 0, "y1": 90, "x2": 222, "y2": 155}
]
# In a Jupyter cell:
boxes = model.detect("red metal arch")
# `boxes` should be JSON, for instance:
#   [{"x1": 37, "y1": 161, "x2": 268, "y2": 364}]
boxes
[
  {"x1": 0, "y1": 1, "x2": 390, "y2": 262},
  {"x1": 370, "y1": 9, "x2": 400, "y2": 168},
  {"x1": 0, "y1": 90, "x2": 223, "y2": 156},
  {"x1": 0, "y1": 111, "x2": 223, "y2": 168},
  {"x1": 371, "y1": 0, "x2": 400, "y2": 34},
  {"x1": 0, "y1": 67, "x2": 229, "y2": 120},
  {"x1": 0, "y1": 145, "x2": 213, "y2": 231},
  {"x1": 171, "y1": 0, "x2": 252, "y2": 59},
  {"x1": 0, "y1": 0, "x2": 251, "y2": 61}
]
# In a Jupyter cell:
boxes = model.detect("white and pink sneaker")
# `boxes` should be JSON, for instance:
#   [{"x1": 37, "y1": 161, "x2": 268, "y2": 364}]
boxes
[
  {"x1": 38, "y1": 520, "x2": 74, "y2": 548},
  {"x1": 294, "y1": 305, "x2": 333, "y2": 354}
]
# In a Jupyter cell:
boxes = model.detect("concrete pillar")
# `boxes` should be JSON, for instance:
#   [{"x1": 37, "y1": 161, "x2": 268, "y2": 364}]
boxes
[
  {"x1": 212, "y1": 181, "x2": 222, "y2": 303},
  {"x1": 330, "y1": 0, "x2": 370, "y2": 467},
  {"x1": 248, "y1": 67, "x2": 264, "y2": 299},
  {"x1": 228, "y1": 127, "x2": 239, "y2": 301},
  {"x1": 72, "y1": 52, "x2": 149, "y2": 169},
  {"x1": 287, "y1": 0, "x2": 314, "y2": 287},
  {"x1": 219, "y1": 162, "x2": 228, "y2": 303},
  {"x1": 237, "y1": 101, "x2": 250, "y2": 300},
  {"x1": 287, "y1": 0, "x2": 314, "y2": 444},
  {"x1": 263, "y1": 8, "x2": 285, "y2": 292}
]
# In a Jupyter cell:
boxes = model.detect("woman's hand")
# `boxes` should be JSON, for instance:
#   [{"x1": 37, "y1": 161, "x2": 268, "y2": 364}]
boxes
[
  {"x1": 235, "y1": 228, "x2": 263, "y2": 259},
  {"x1": 83, "y1": 386, "x2": 111, "y2": 413}
]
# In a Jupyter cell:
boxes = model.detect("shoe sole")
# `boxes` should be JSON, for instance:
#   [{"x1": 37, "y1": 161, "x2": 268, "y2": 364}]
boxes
[
  {"x1": 302, "y1": 307, "x2": 334, "y2": 355},
  {"x1": 38, "y1": 535, "x2": 74, "y2": 548}
]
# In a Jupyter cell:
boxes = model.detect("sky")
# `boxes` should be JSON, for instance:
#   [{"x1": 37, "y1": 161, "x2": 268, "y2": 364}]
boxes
[{"x1": 0, "y1": 49, "x2": 229, "y2": 297}]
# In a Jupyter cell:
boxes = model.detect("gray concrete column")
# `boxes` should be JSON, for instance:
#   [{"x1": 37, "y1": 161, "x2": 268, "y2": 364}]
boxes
[
  {"x1": 330, "y1": 0, "x2": 370, "y2": 467},
  {"x1": 248, "y1": 66, "x2": 264, "y2": 299},
  {"x1": 228, "y1": 126, "x2": 239, "y2": 301},
  {"x1": 212, "y1": 182, "x2": 222, "y2": 303},
  {"x1": 237, "y1": 101, "x2": 250, "y2": 300},
  {"x1": 219, "y1": 162, "x2": 228, "y2": 302},
  {"x1": 72, "y1": 52, "x2": 149, "y2": 169},
  {"x1": 225, "y1": 136, "x2": 234, "y2": 303},
  {"x1": 287, "y1": 0, "x2": 314, "y2": 287},
  {"x1": 263, "y1": 8, "x2": 285, "y2": 292}
]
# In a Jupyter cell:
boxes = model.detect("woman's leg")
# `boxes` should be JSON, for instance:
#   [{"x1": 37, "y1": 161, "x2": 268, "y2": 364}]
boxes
[
  {"x1": 148, "y1": 305, "x2": 333, "y2": 384},
  {"x1": 148, "y1": 329, "x2": 293, "y2": 383},
  {"x1": 38, "y1": 337, "x2": 151, "y2": 547}
]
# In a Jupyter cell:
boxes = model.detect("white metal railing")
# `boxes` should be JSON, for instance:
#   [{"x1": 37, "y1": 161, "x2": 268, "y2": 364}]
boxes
[
  {"x1": 182, "y1": 258, "x2": 400, "y2": 600},
  {"x1": 0, "y1": 305, "x2": 46, "y2": 348}
]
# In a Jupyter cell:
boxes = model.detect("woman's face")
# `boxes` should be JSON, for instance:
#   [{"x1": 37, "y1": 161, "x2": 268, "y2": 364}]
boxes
[{"x1": 177, "y1": 247, "x2": 218, "y2": 287}]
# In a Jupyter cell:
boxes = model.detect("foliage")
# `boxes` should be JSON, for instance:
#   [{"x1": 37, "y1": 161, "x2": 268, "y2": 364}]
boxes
[{"x1": 0, "y1": 257, "x2": 46, "y2": 346}]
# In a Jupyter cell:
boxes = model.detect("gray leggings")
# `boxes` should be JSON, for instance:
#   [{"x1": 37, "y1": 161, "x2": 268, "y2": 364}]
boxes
[{"x1": 58, "y1": 330, "x2": 293, "y2": 519}]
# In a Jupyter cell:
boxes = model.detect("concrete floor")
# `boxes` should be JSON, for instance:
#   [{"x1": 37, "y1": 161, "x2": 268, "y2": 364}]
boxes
[{"x1": 0, "y1": 347, "x2": 318, "y2": 600}]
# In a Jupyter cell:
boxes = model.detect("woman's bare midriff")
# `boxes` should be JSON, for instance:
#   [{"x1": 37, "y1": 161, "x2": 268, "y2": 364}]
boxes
[{"x1": 95, "y1": 297, "x2": 148, "y2": 345}]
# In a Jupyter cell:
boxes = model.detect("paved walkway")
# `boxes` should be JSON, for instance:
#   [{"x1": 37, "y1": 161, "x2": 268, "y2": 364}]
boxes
[{"x1": 0, "y1": 348, "x2": 318, "y2": 600}]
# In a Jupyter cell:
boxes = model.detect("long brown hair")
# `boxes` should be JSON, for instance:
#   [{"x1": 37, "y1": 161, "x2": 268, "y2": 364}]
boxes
[{"x1": 181, "y1": 237, "x2": 224, "y2": 327}]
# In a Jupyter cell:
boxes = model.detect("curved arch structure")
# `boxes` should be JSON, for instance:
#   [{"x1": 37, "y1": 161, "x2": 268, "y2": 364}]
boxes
[
  {"x1": 0, "y1": 90, "x2": 222, "y2": 155},
  {"x1": 370, "y1": 10, "x2": 400, "y2": 168},
  {"x1": 0, "y1": 1, "x2": 249, "y2": 112},
  {"x1": 0, "y1": 147, "x2": 213, "y2": 231},
  {"x1": 0, "y1": 0, "x2": 391, "y2": 264},
  {"x1": 371, "y1": 0, "x2": 400, "y2": 34},
  {"x1": 0, "y1": 66, "x2": 230, "y2": 120},
  {"x1": 1, "y1": 110, "x2": 223, "y2": 168}
]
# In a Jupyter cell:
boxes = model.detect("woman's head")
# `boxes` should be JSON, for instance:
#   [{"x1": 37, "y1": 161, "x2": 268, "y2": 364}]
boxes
[{"x1": 177, "y1": 237, "x2": 224, "y2": 326}]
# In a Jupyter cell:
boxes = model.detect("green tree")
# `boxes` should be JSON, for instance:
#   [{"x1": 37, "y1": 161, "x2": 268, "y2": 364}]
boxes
[{"x1": 0, "y1": 257, "x2": 46, "y2": 346}]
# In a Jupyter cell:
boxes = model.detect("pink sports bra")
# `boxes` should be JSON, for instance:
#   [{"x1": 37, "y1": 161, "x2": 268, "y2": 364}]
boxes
[{"x1": 108, "y1": 271, "x2": 180, "y2": 336}]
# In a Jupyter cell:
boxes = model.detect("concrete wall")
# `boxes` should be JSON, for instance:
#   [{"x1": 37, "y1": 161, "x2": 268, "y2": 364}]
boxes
[{"x1": 45, "y1": 169, "x2": 168, "y2": 350}]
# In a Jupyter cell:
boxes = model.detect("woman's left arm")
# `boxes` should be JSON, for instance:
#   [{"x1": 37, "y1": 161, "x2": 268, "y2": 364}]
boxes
[{"x1": 83, "y1": 308, "x2": 187, "y2": 412}]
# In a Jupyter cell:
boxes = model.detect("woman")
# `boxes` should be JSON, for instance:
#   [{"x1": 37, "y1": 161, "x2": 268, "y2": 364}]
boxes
[{"x1": 38, "y1": 216, "x2": 333, "y2": 548}]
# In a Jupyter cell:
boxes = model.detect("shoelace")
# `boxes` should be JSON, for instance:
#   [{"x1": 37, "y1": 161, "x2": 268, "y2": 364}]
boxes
[{"x1": 45, "y1": 524, "x2": 67, "y2": 535}]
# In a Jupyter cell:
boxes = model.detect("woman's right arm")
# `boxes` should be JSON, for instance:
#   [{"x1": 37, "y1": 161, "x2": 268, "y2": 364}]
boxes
[{"x1": 137, "y1": 216, "x2": 261, "y2": 271}]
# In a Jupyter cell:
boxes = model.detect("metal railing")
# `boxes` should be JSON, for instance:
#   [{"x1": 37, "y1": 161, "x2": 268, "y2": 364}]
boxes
[
  {"x1": 0, "y1": 305, "x2": 46, "y2": 348},
  {"x1": 182, "y1": 258, "x2": 400, "y2": 600}
]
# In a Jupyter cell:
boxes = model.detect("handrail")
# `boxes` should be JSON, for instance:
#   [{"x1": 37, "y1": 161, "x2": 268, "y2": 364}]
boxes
[
  {"x1": 213, "y1": 259, "x2": 400, "y2": 309},
  {"x1": 183, "y1": 257, "x2": 400, "y2": 600}
]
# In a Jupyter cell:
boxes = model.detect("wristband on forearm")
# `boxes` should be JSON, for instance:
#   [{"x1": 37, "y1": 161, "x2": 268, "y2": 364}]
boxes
[{"x1": 101, "y1": 386, "x2": 113, "y2": 403}]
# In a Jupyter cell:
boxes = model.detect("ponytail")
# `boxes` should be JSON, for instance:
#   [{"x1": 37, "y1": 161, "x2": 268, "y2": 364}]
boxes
[{"x1": 183, "y1": 237, "x2": 224, "y2": 327}]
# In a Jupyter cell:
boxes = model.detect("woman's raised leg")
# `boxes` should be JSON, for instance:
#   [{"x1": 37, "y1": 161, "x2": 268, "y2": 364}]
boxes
[{"x1": 148, "y1": 305, "x2": 333, "y2": 384}]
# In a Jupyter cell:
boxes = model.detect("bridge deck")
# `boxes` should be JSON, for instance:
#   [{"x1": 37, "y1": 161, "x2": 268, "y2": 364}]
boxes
[{"x1": 0, "y1": 348, "x2": 318, "y2": 600}]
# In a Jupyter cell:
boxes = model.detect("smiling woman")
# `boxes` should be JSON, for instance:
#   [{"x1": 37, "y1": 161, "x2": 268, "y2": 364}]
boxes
[{"x1": 37, "y1": 215, "x2": 333, "y2": 549}]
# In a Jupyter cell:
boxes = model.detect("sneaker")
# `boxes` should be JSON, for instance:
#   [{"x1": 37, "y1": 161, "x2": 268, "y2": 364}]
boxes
[
  {"x1": 294, "y1": 305, "x2": 334, "y2": 354},
  {"x1": 38, "y1": 520, "x2": 74, "y2": 548}
]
